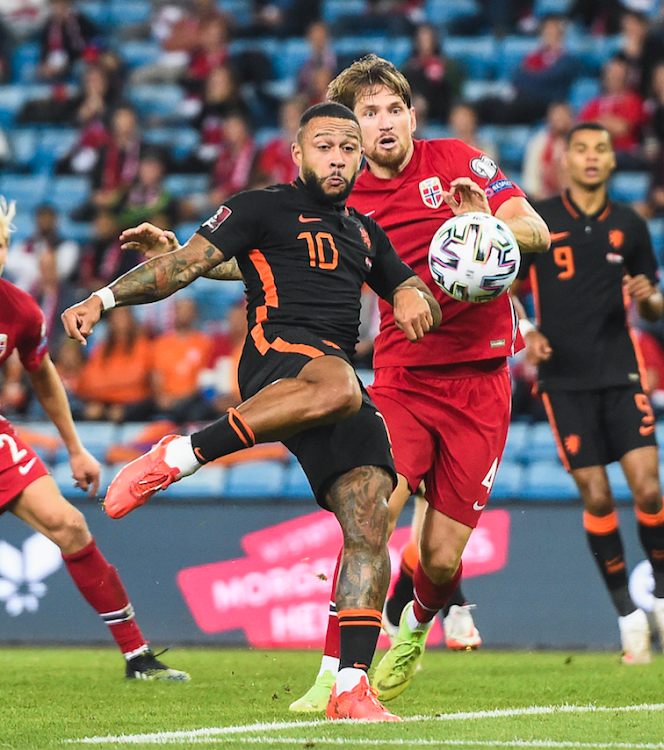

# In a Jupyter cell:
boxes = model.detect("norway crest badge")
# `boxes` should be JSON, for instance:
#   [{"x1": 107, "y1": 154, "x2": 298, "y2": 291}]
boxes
[{"x1": 419, "y1": 177, "x2": 443, "y2": 209}]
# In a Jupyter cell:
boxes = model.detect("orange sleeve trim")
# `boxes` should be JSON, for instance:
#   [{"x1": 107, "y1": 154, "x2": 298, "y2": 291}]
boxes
[
  {"x1": 583, "y1": 510, "x2": 620, "y2": 535},
  {"x1": 337, "y1": 609, "x2": 383, "y2": 627},
  {"x1": 528, "y1": 265, "x2": 541, "y2": 326},
  {"x1": 635, "y1": 505, "x2": 664, "y2": 527},
  {"x1": 540, "y1": 393, "x2": 571, "y2": 472},
  {"x1": 228, "y1": 407, "x2": 255, "y2": 447},
  {"x1": 401, "y1": 539, "x2": 419, "y2": 577}
]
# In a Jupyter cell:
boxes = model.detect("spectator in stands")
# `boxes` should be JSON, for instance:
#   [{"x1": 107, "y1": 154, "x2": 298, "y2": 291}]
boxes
[
  {"x1": 402, "y1": 23, "x2": 464, "y2": 125},
  {"x1": 240, "y1": 0, "x2": 321, "y2": 38},
  {"x1": 116, "y1": 150, "x2": 177, "y2": 229},
  {"x1": 448, "y1": 102, "x2": 498, "y2": 162},
  {"x1": 2, "y1": 204, "x2": 79, "y2": 295},
  {"x1": 76, "y1": 307, "x2": 154, "y2": 423},
  {"x1": 522, "y1": 101, "x2": 574, "y2": 200},
  {"x1": 578, "y1": 56, "x2": 647, "y2": 169},
  {"x1": 251, "y1": 95, "x2": 306, "y2": 188},
  {"x1": 52, "y1": 337, "x2": 85, "y2": 419},
  {"x1": 638, "y1": 61, "x2": 664, "y2": 217},
  {"x1": 130, "y1": 0, "x2": 230, "y2": 86},
  {"x1": 446, "y1": 0, "x2": 532, "y2": 37},
  {"x1": 179, "y1": 64, "x2": 250, "y2": 171},
  {"x1": 181, "y1": 111, "x2": 256, "y2": 220},
  {"x1": 71, "y1": 106, "x2": 143, "y2": 222},
  {"x1": 568, "y1": 0, "x2": 628, "y2": 37},
  {"x1": 36, "y1": 0, "x2": 97, "y2": 83},
  {"x1": 151, "y1": 297, "x2": 215, "y2": 423},
  {"x1": 475, "y1": 14, "x2": 578, "y2": 125},
  {"x1": 180, "y1": 16, "x2": 231, "y2": 101},
  {"x1": 78, "y1": 209, "x2": 141, "y2": 293},
  {"x1": 0, "y1": 0, "x2": 49, "y2": 42},
  {"x1": 616, "y1": 7, "x2": 664, "y2": 100},
  {"x1": 296, "y1": 21, "x2": 337, "y2": 104},
  {"x1": 0, "y1": 18, "x2": 11, "y2": 83}
]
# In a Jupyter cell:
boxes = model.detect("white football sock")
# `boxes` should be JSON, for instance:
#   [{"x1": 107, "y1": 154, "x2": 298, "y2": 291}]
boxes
[
  {"x1": 319, "y1": 655, "x2": 339, "y2": 676},
  {"x1": 335, "y1": 667, "x2": 365, "y2": 693},
  {"x1": 164, "y1": 436, "x2": 201, "y2": 478},
  {"x1": 407, "y1": 605, "x2": 434, "y2": 633}
]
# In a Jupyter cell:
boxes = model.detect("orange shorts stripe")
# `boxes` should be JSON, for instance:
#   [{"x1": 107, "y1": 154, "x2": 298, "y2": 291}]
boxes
[
  {"x1": 250, "y1": 322, "x2": 326, "y2": 360},
  {"x1": 583, "y1": 510, "x2": 619, "y2": 535},
  {"x1": 635, "y1": 505, "x2": 664, "y2": 527},
  {"x1": 541, "y1": 392, "x2": 571, "y2": 472},
  {"x1": 401, "y1": 539, "x2": 419, "y2": 577}
]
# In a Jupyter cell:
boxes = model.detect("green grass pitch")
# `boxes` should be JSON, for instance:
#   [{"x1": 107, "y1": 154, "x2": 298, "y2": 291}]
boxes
[{"x1": 1, "y1": 647, "x2": 664, "y2": 749}]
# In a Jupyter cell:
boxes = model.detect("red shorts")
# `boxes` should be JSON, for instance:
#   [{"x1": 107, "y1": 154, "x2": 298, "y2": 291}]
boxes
[
  {"x1": 369, "y1": 360, "x2": 512, "y2": 528},
  {"x1": 0, "y1": 418, "x2": 49, "y2": 512}
]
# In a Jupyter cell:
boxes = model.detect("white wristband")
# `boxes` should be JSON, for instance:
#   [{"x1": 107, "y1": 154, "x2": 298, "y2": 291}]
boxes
[
  {"x1": 92, "y1": 287, "x2": 116, "y2": 311},
  {"x1": 518, "y1": 318, "x2": 536, "y2": 337}
]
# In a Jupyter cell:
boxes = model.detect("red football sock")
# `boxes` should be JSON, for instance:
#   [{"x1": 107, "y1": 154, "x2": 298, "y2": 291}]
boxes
[
  {"x1": 62, "y1": 538, "x2": 146, "y2": 655},
  {"x1": 323, "y1": 548, "x2": 342, "y2": 659},
  {"x1": 413, "y1": 560, "x2": 463, "y2": 624}
]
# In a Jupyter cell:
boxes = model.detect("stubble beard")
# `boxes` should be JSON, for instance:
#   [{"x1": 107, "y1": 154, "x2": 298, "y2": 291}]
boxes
[{"x1": 302, "y1": 166, "x2": 357, "y2": 204}]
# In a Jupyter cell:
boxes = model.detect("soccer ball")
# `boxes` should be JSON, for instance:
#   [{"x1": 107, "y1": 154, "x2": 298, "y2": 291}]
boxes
[{"x1": 428, "y1": 212, "x2": 520, "y2": 303}]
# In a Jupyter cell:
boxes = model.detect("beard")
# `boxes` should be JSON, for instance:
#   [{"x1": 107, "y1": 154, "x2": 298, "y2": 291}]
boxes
[
  {"x1": 301, "y1": 166, "x2": 357, "y2": 205},
  {"x1": 365, "y1": 138, "x2": 409, "y2": 170}
]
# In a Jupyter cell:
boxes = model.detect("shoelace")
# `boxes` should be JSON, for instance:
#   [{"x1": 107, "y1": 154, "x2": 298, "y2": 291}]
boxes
[{"x1": 392, "y1": 639, "x2": 424, "y2": 671}]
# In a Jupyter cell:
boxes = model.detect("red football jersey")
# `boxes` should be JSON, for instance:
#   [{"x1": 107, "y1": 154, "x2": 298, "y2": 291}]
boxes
[
  {"x1": 348, "y1": 138, "x2": 526, "y2": 368},
  {"x1": 0, "y1": 278, "x2": 48, "y2": 380}
]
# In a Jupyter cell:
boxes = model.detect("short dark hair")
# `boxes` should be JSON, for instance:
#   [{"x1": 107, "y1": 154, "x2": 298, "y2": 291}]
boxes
[
  {"x1": 299, "y1": 101, "x2": 360, "y2": 129},
  {"x1": 566, "y1": 121, "x2": 612, "y2": 146}
]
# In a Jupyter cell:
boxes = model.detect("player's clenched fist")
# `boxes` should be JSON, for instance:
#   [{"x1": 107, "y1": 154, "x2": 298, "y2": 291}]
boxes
[
  {"x1": 392, "y1": 282, "x2": 441, "y2": 342},
  {"x1": 61, "y1": 294, "x2": 104, "y2": 345}
]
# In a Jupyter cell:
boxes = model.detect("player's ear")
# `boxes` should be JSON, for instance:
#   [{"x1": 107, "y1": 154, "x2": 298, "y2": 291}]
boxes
[
  {"x1": 292, "y1": 141, "x2": 303, "y2": 168},
  {"x1": 410, "y1": 106, "x2": 417, "y2": 135}
]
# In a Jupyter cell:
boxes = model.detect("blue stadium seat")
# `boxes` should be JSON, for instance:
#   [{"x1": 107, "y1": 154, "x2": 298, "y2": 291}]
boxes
[
  {"x1": 10, "y1": 129, "x2": 39, "y2": 169},
  {"x1": 174, "y1": 221, "x2": 203, "y2": 244},
  {"x1": 272, "y1": 38, "x2": 310, "y2": 80},
  {"x1": 609, "y1": 172, "x2": 649, "y2": 204},
  {"x1": 322, "y1": 0, "x2": 367, "y2": 22},
  {"x1": 50, "y1": 176, "x2": 91, "y2": 213},
  {"x1": 11, "y1": 42, "x2": 40, "y2": 84},
  {"x1": 189, "y1": 277, "x2": 245, "y2": 323},
  {"x1": 492, "y1": 460, "x2": 524, "y2": 500},
  {"x1": 497, "y1": 36, "x2": 539, "y2": 81},
  {"x1": 521, "y1": 460, "x2": 578, "y2": 500},
  {"x1": 165, "y1": 174, "x2": 208, "y2": 198},
  {"x1": 78, "y1": 1, "x2": 110, "y2": 26},
  {"x1": 605, "y1": 462, "x2": 632, "y2": 502},
  {"x1": 0, "y1": 174, "x2": 49, "y2": 212},
  {"x1": 128, "y1": 85, "x2": 185, "y2": 122},
  {"x1": 282, "y1": 462, "x2": 314, "y2": 499},
  {"x1": 444, "y1": 36, "x2": 497, "y2": 80},
  {"x1": 647, "y1": 219, "x2": 664, "y2": 265},
  {"x1": 386, "y1": 37, "x2": 412, "y2": 68},
  {"x1": 144, "y1": 127, "x2": 199, "y2": 159},
  {"x1": 118, "y1": 40, "x2": 161, "y2": 69},
  {"x1": 494, "y1": 125, "x2": 532, "y2": 170},
  {"x1": 224, "y1": 460, "x2": 286, "y2": 497},
  {"x1": 56, "y1": 422, "x2": 119, "y2": 464},
  {"x1": 57, "y1": 217, "x2": 93, "y2": 243},
  {"x1": 36, "y1": 128, "x2": 78, "y2": 174},
  {"x1": 533, "y1": 0, "x2": 572, "y2": 14},
  {"x1": 568, "y1": 76, "x2": 600, "y2": 112},
  {"x1": 164, "y1": 466, "x2": 227, "y2": 499},
  {"x1": 218, "y1": 0, "x2": 252, "y2": 26},
  {"x1": 7, "y1": 212, "x2": 33, "y2": 242},
  {"x1": 426, "y1": 0, "x2": 479, "y2": 24},
  {"x1": 503, "y1": 421, "x2": 530, "y2": 463},
  {"x1": 334, "y1": 36, "x2": 388, "y2": 66},
  {"x1": 108, "y1": 0, "x2": 151, "y2": 26},
  {"x1": 521, "y1": 421, "x2": 559, "y2": 463},
  {"x1": 0, "y1": 85, "x2": 27, "y2": 127}
]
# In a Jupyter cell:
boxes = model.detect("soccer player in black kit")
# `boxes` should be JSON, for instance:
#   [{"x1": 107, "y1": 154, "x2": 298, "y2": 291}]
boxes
[
  {"x1": 62, "y1": 102, "x2": 441, "y2": 721},
  {"x1": 514, "y1": 123, "x2": 664, "y2": 664}
]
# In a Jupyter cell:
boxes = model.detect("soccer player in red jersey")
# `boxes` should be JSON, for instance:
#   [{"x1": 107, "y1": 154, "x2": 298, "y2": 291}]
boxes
[
  {"x1": 515, "y1": 124, "x2": 664, "y2": 664},
  {"x1": 62, "y1": 102, "x2": 441, "y2": 721},
  {"x1": 290, "y1": 54, "x2": 551, "y2": 707},
  {"x1": 0, "y1": 198, "x2": 189, "y2": 681}
]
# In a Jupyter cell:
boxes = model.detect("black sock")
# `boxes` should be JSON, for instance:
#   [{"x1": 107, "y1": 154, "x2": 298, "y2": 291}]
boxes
[
  {"x1": 442, "y1": 583, "x2": 466, "y2": 617},
  {"x1": 586, "y1": 528, "x2": 635, "y2": 617},
  {"x1": 190, "y1": 408, "x2": 255, "y2": 463},
  {"x1": 385, "y1": 568, "x2": 414, "y2": 627},
  {"x1": 638, "y1": 518, "x2": 664, "y2": 599},
  {"x1": 338, "y1": 609, "x2": 382, "y2": 672}
]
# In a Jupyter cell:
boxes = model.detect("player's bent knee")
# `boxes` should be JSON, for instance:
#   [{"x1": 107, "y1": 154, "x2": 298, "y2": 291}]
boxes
[{"x1": 46, "y1": 505, "x2": 91, "y2": 553}]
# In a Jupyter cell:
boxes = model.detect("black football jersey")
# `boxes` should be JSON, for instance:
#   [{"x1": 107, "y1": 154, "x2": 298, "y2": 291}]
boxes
[
  {"x1": 196, "y1": 178, "x2": 415, "y2": 356},
  {"x1": 519, "y1": 190, "x2": 659, "y2": 391}
]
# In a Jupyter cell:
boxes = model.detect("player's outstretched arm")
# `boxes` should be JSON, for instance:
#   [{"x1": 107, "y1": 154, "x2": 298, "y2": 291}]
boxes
[
  {"x1": 120, "y1": 223, "x2": 243, "y2": 281},
  {"x1": 495, "y1": 197, "x2": 551, "y2": 254},
  {"x1": 390, "y1": 276, "x2": 441, "y2": 342},
  {"x1": 62, "y1": 233, "x2": 228, "y2": 344},
  {"x1": 27, "y1": 355, "x2": 100, "y2": 496}
]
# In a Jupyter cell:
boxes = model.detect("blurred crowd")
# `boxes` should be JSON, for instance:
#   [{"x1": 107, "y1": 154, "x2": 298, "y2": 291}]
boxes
[{"x1": 3, "y1": 0, "x2": 664, "y2": 424}]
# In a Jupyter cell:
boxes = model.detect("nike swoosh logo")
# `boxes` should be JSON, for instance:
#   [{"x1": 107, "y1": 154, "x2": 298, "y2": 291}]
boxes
[
  {"x1": 365, "y1": 210, "x2": 376, "y2": 216},
  {"x1": 549, "y1": 231, "x2": 570, "y2": 242},
  {"x1": 298, "y1": 215, "x2": 321, "y2": 223},
  {"x1": 18, "y1": 457, "x2": 37, "y2": 476},
  {"x1": 473, "y1": 501, "x2": 486, "y2": 511}
]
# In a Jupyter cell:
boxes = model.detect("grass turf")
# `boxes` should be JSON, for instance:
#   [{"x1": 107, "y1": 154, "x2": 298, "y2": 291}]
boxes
[{"x1": 1, "y1": 647, "x2": 664, "y2": 749}]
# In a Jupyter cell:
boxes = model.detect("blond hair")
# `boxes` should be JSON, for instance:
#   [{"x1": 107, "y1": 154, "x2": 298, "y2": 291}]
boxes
[
  {"x1": 327, "y1": 54, "x2": 412, "y2": 111},
  {"x1": 0, "y1": 196, "x2": 16, "y2": 246}
]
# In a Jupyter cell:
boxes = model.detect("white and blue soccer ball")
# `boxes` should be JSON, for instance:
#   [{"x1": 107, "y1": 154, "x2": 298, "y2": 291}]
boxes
[{"x1": 428, "y1": 212, "x2": 520, "y2": 303}]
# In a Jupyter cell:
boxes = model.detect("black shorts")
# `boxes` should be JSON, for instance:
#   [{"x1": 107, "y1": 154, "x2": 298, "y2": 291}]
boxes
[
  {"x1": 542, "y1": 385, "x2": 657, "y2": 471},
  {"x1": 238, "y1": 324, "x2": 396, "y2": 508}
]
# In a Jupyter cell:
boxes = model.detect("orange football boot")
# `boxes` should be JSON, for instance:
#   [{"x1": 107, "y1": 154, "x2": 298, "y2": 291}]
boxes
[
  {"x1": 104, "y1": 435, "x2": 181, "y2": 519},
  {"x1": 326, "y1": 675, "x2": 402, "y2": 722}
]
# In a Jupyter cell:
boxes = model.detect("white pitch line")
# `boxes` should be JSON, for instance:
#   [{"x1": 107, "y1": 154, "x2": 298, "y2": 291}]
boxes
[
  {"x1": 65, "y1": 703, "x2": 664, "y2": 745},
  {"x1": 231, "y1": 739, "x2": 664, "y2": 748}
]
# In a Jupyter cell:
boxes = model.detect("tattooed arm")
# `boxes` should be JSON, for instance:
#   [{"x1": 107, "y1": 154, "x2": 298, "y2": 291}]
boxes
[
  {"x1": 61, "y1": 234, "x2": 228, "y2": 344},
  {"x1": 495, "y1": 196, "x2": 551, "y2": 254},
  {"x1": 119, "y1": 223, "x2": 243, "y2": 280}
]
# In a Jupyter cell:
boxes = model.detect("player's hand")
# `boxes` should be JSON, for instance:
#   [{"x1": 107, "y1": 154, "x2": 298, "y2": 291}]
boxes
[
  {"x1": 393, "y1": 287, "x2": 434, "y2": 342},
  {"x1": 69, "y1": 448, "x2": 101, "y2": 497},
  {"x1": 61, "y1": 296, "x2": 104, "y2": 345},
  {"x1": 119, "y1": 222, "x2": 179, "y2": 259},
  {"x1": 442, "y1": 177, "x2": 491, "y2": 216},
  {"x1": 524, "y1": 330, "x2": 552, "y2": 365},
  {"x1": 623, "y1": 273, "x2": 656, "y2": 302}
]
